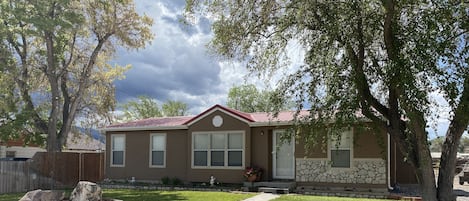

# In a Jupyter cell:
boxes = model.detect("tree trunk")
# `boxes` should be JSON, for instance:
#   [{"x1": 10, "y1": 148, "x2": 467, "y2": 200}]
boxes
[
  {"x1": 438, "y1": 135, "x2": 458, "y2": 201},
  {"x1": 415, "y1": 138, "x2": 438, "y2": 201},
  {"x1": 438, "y1": 75, "x2": 469, "y2": 201}
]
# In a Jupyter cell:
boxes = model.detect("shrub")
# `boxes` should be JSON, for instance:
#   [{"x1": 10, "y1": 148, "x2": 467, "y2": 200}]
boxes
[
  {"x1": 172, "y1": 177, "x2": 183, "y2": 186},
  {"x1": 161, "y1": 176, "x2": 171, "y2": 185}
]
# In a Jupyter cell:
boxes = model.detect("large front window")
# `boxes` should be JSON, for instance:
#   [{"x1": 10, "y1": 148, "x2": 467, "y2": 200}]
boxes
[
  {"x1": 111, "y1": 134, "x2": 125, "y2": 167},
  {"x1": 192, "y1": 132, "x2": 244, "y2": 168},
  {"x1": 330, "y1": 130, "x2": 352, "y2": 168}
]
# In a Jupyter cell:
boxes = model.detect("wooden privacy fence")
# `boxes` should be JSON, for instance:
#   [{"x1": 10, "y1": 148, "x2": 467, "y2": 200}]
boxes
[{"x1": 0, "y1": 152, "x2": 104, "y2": 194}]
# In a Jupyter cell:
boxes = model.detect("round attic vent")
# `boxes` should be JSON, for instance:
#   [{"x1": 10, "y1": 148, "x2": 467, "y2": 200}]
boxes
[{"x1": 212, "y1": 115, "x2": 223, "y2": 127}]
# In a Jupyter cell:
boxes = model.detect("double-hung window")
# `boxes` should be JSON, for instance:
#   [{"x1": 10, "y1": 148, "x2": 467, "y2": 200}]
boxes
[
  {"x1": 193, "y1": 132, "x2": 243, "y2": 168},
  {"x1": 150, "y1": 133, "x2": 166, "y2": 167},
  {"x1": 111, "y1": 134, "x2": 125, "y2": 167},
  {"x1": 330, "y1": 130, "x2": 352, "y2": 168}
]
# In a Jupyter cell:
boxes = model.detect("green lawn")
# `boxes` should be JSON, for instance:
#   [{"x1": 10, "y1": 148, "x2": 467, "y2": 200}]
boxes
[
  {"x1": 272, "y1": 195, "x2": 390, "y2": 201},
  {"x1": 0, "y1": 189, "x2": 254, "y2": 201},
  {"x1": 103, "y1": 189, "x2": 255, "y2": 201},
  {"x1": 0, "y1": 192, "x2": 23, "y2": 201},
  {"x1": 1, "y1": 190, "x2": 394, "y2": 201}
]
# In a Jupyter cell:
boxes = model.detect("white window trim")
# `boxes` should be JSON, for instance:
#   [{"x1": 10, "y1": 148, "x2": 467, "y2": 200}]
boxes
[
  {"x1": 328, "y1": 129, "x2": 353, "y2": 169},
  {"x1": 110, "y1": 134, "x2": 125, "y2": 167},
  {"x1": 149, "y1": 133, "x2": 166, "y2": 168},
  {"x1": 191, "y1": 131, "x2": 245, "y2": 170}
]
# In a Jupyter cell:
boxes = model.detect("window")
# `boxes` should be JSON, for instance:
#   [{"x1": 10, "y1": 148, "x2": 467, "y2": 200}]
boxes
[
  {"x1": 111, "y1": 134, "x2": 125, "y2": 167},
  {"x1": 192, "y1": 132, "x2": 244, "y2": 168},
  {"x1": 150, "y1": 133, "x2": 166, "y2": 167},
  {"x1": 6, "y1": 151, "x2": 15, "y2": 158},
  {"x1": 330, "y1": 130, "x2": 352, "y2": 168}
]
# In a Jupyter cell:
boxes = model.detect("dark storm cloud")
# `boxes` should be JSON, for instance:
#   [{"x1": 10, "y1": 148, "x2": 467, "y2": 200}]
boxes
[{"x1": 113, "y1": 0, "x2": 223, "y2": 111}]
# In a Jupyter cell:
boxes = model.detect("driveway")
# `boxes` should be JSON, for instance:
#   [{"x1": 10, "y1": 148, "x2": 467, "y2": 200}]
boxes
[{"x1": 455, "y1": 173, "x2": 469, "y2": 201}]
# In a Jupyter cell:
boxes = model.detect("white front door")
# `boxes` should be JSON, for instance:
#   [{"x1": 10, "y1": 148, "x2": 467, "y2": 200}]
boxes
[{"x1": 272, "y1": 130, "x2": 295, "y2": 179}]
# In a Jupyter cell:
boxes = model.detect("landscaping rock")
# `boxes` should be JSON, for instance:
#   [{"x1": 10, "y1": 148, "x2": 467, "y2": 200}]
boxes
[
  {"x1": 19, "y1": 189, "x2": 65, "y2": 201},
  {"x1": 70, "y1": 181, "x2": 102, "y2": 201}
]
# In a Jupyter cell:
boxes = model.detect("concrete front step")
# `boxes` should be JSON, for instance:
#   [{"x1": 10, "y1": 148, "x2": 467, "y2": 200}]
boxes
[{"x1": 243, "y1": 181, "x2": 296, "y2": 193}]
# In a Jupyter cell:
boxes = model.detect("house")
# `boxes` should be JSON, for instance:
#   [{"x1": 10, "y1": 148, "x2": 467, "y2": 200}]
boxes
[
  {"x1": 102, "y1": 104, "x2": 416, "y2": 190},
  {"x1": 0, "y1": 131, "x2": 104, "y2": 159},
  {"x1": 0, "y1": 138, "x2": 44, "y2": 159}
]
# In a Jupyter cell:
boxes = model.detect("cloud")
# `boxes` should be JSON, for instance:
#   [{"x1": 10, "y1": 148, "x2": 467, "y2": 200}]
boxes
[{"x1": 113, "y1": 0, "x2": 247, "y2": 114}]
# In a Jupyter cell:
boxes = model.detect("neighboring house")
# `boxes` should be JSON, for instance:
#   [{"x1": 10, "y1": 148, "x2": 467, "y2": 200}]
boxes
[
  {"x1": 102, "y1": 104, "x2": 416, "y2": 190},
  {"x1": 0, "y1": 132, "x2": 104, "y2": 159},
  {"x1": 0, "y1": 138, "x2": 44, "y2": 159},
  {"x1": 65, "y1": 132, "x2": 105, "y2": 153}
]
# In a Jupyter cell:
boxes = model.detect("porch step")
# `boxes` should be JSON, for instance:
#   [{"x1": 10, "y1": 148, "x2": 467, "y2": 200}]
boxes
[
  {"x1": 258, "y1": 187, "x2": 289, "y2": 194},
  {"x1": 254, "y1": 182, "x2": 296, "y2": 189},
  {"x1": 243, "y1": 182, "x2": 296, "y2": 193}
]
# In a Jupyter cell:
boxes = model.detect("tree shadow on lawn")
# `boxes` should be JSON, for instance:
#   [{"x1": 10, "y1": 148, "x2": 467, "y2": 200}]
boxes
[
  {"x1": 103, "y1": 190, "x2": 185, "y2": 201},
  {"x1": 454, "y1": 189, "x2": 469, "y2": 197}
]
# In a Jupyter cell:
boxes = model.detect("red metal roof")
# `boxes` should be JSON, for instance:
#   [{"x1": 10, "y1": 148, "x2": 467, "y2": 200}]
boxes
[
  {"x1": 107, "y1": 116, "x2": 193, "y2": 128},
  {"x1": 105, "y1": 105, "x2": 309, "y2": 130}
]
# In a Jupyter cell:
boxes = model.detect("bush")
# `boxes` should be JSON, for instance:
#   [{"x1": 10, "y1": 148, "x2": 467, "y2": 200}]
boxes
[
  {"x1": 161, "y1": 176, "x2": 171, "y2": 185},
  {"x1": 172, "y1": 177, "x2": 183, "y2": 186}
]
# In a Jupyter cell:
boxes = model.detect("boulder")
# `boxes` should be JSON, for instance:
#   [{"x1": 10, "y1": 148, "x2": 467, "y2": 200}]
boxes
[
  {"x1": 70, "y1": 181, "x2": 102, "y2": 201},
  {"x1": 19, "y1": 189, "x2": 65, "y2": 201}
]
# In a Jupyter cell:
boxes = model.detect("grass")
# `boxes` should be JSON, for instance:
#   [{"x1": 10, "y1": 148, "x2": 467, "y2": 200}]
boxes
[
  {"x1": 0, "y1": 192, "x2": 23, "y2": 201},
  {"x1": 103, "y1": 189, "x2": 255, "y2": 201},
  {"x1": 272, "y1": 195, "x2": 390, "y2": 201},
  {"x1": 0, "y1": 189, "x2": 255, "y2": 201}
]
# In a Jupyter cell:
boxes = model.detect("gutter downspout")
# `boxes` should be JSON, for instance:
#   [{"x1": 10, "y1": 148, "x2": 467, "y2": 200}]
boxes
[{"x1": 388, "y1": 133, "x2": 394, "y2": 190}]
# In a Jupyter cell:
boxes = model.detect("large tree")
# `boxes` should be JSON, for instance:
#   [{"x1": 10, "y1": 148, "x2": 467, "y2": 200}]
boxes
[
  {"x1": 162, "y1": 100, "x2": 188, "y2": 117},
  {"x1": 121, "y1": 95, "x2": 162, "y2": 120},
  {"x1": 226, "y1": 84, "x2": 292, "y2": 112},
  {"x1": 120, "y1": 96, "x2": 188, "y2": 121},
  {"x1": 0, "y1": 0, "x2": 153, "y2": 152},
  {"x1": 186, "y1": 1, "x2": 468, "y2": 201}
]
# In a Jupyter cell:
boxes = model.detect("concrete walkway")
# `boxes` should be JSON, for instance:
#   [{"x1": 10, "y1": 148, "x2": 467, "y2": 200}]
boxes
[{"x1": 243, "y1": 193, "x2": 280, "y2": 201}]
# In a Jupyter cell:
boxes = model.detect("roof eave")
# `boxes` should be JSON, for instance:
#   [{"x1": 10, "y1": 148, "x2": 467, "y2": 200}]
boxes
[
  {"x1": 100, "y1": 125, "x2": 188, "y2": 132},
  {"x1": 248, "y1": 121, "x2": 294, "y2": 127}
]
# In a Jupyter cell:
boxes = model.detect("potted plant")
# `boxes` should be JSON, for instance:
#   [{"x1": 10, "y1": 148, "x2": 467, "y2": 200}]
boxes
[{"x1": 244, "y1": 166, "x2": 262, "y2": 182}]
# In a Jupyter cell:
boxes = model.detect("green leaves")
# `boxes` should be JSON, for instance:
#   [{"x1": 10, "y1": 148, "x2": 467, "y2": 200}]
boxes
[
  {"x1": 120, "y1": 96, "x2": 189, "y2": 121},
  {"x1": 0, "y1": 0, "x2": 153, "y2": 151},
  {"x1": 226, "y1": 84, "x2": 293, "y2": 113}
]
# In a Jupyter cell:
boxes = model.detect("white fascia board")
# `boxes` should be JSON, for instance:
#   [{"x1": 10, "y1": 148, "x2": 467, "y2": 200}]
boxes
[
  {"x1": 248, "y1": 121, "x2": 294, "y2": 127},
  {"x1": 100, "y1": 125, "x2": 188, "y2": 132}
]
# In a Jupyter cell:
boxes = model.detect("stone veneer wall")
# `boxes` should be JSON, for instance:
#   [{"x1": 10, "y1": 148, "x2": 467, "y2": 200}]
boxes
[{"x1": 296, "y1": 158, "x2": 386, "y2": 184}]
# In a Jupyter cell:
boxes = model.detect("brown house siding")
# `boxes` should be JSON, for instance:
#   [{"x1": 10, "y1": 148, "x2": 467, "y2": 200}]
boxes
[
  {"x1": 390, "y1": 137, "x2": 418, "y2": 184},
  {"x1": 295, "y1": 131, "x2": 328, "y2": 159},
  {"x1": 186, "y1": 111, "x2": 251, "y2": 183},
  {"x1": 354, "y1": 129, "x2": 387, "y2": 158},
  {"x1": 250, "y1": 127, "x2": 270, "y2": 181},
  {"x1": 295, "y1": 126, "x2": 386, "y2": 159},
  {"x1": 105, "y1": 130, "x2": 187, "y2": 182}
]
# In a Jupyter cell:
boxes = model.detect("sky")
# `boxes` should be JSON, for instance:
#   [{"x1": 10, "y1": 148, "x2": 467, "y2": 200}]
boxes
[
  {"x1": 110, "y1": 0, "x2": 460, "y2": 138},
  {"x1": 113, "y1": 0, "x2": 252, "y2": 114}
]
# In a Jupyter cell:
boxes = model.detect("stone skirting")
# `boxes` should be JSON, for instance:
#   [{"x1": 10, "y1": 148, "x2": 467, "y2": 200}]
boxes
[{"x1": 296, "y1": 158, "x2": 386, "y2": 184}]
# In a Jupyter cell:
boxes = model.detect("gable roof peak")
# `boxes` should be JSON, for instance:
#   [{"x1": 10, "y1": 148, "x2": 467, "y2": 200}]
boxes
[{"x1": 183, "y1": 104, "x2": 255, "y2": 125}]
